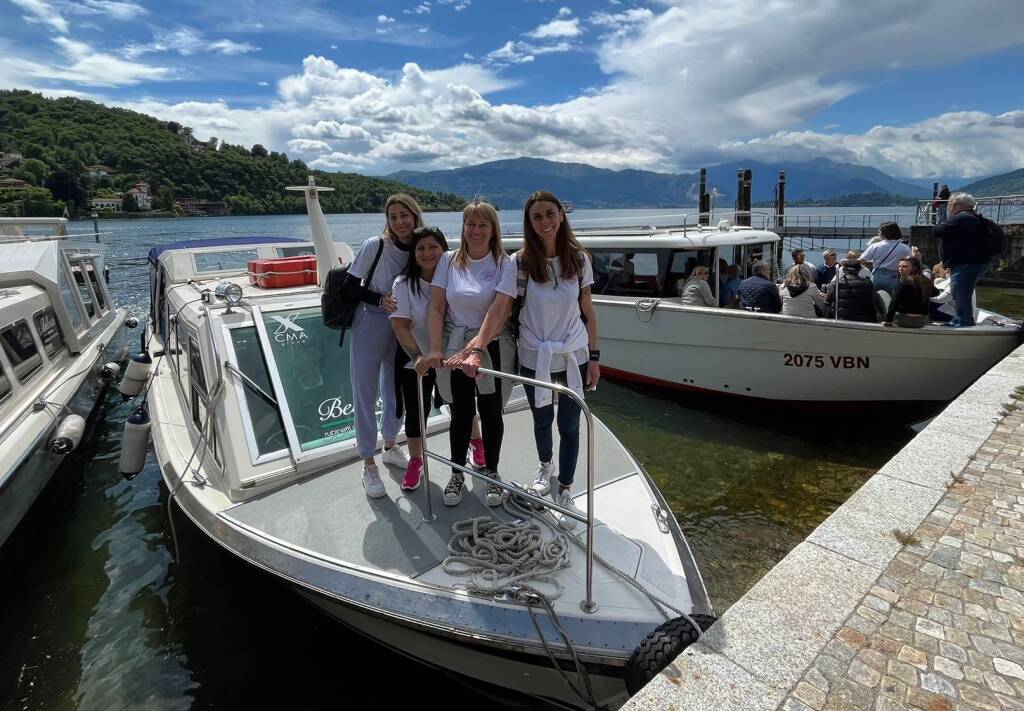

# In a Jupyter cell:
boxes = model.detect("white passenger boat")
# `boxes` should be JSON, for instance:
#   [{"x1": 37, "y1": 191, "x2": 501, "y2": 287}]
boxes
[
  {"x1": 505, "y1": 223, "x2": 1021, "y2": 404},
  {"x1": 141, "y1": 180, "x2": 712, "y2": 709},
  {"x1": 0, "y1": 217, "x2": 130, "y2": 547}
]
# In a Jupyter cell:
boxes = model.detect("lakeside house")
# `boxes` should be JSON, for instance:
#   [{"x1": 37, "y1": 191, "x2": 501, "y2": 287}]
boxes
[
  {"x1": 175, "y1": 196, "x2": 228, "y2": 216},
  {"x1": 0, "y1": 152, "x2": 22, "y2": 168},
  {"x1": 0, "y1": 177, "x2": 28, "y2": 190},
  {"x1": 89, "y1": 196, "x2": 123, "y2": 212},
  {"x1": 85, "y1": 164, "x2": 114, "y2": 179},
  {"x1": 127, "y1": 181, "x2": 152, "y2": 210}
]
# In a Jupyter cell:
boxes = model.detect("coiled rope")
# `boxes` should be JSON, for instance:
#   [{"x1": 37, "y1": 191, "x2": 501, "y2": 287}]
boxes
[{"x1": 634, "y1": 298, "x2": 661, "y2": 322}]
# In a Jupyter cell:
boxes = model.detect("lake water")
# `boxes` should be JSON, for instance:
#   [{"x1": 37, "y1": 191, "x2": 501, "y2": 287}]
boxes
[{"x1": 0, "y1": 209, "x2": 1011, "y2": 710}]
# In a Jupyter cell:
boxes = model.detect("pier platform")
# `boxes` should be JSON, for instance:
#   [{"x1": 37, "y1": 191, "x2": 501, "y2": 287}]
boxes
[{"x1": 625, "y1": 342, "x2": 1024, "y2": 710}]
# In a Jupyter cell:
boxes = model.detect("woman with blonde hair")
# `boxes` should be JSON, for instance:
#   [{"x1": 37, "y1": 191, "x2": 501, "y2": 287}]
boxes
[
  {"x1": 679, "y1": 266, "x2": 716, "y2": 307},
  {"x1": 346, "y1": 194, "x2": 423, "y2": 499},
  {"x1": 427, "y1": 200, "x2": 517, "y2": 507},
  {"x1": 778, "y1": 263, "x2": 825, "y2": 318}
]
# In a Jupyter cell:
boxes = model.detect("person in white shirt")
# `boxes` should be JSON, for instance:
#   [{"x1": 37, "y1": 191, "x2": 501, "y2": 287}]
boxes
[
  {"x1": 389, "y1": 226, "x2": 449, "y2": 492},
  {"x1": 347, "y1": 194, "x2": 420, "y2": 499},
  {"x1": 779, "y1": 264, "x2": 825, "y2": 318},
  {"x1": 507, "y1": 190, "x2": 600, "y2": 530},
  {"x1": 930, "y1": 262, "x2": 977, "y2": 323},
  {"x1": 791, "y1": 248, "x2": 816, "y2": 276},
  {"x1": 427, "y1": 201, "x2": 517, "y2": 508},
  {"x1": 859, "y1": 222, "x2": 911, "y2": 298},
  {"x1": 679, "y1": 266, "x2": 717, "y2": 307}
]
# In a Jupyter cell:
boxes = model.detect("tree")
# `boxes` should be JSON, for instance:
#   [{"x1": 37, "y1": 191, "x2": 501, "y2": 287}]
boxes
[
  {"x1": 122, "y1": 192, "x2": 139, "y2": 212},
  {"x1": 44, "y1": 170, "x2": 87, "y2": 213},
  {"x1": 13, "y1": 158, "x2": 48, "y2": 186},
  {"x1": 167, "y1": 121, "x2": 181, "y2": 134},
  {"x1": 23, "y1": 143, "x2": 45, "y2": 160},
  {"x1": 251, "y1": 144, "x2": 268, "y2": 158}
]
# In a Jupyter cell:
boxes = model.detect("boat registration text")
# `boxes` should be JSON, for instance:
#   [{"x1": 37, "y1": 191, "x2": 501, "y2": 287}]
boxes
[{"x1": 783, "y1": 353, "x2": 870, "y2": 369}]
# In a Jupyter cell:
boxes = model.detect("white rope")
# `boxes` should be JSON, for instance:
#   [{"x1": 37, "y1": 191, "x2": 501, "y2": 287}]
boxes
[{"x1": 634, "y1": 297, "x2": 661, "y2": 322}]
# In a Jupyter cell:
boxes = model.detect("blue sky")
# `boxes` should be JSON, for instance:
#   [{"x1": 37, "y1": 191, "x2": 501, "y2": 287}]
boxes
[{"x1": 2, "y1": 0, "x2": 1023, "y2": 180}]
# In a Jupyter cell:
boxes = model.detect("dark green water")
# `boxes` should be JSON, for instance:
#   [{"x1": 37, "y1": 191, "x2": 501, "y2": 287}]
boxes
[{"x1": 1, "y1": 214, "x2": 1017, "y2": 709}]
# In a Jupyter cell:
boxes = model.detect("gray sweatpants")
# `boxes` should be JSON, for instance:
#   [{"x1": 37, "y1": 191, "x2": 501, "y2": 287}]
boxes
[{"x1": 349, "y1": 307, "x2": 401, "y2": 459}]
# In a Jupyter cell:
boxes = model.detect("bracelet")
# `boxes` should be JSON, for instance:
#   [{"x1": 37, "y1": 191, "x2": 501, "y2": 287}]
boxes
[
  {"x1": 589, "y1": 349, "x2": 600, "y2": 362},
  {"x1": 469, "y1": 347, "x2": 485, "y2": 355}
]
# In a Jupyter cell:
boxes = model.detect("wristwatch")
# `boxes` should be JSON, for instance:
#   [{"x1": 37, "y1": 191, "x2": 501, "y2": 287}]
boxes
[{"x1": 589, "y1": 349, "x2": 600, "y2": 362}]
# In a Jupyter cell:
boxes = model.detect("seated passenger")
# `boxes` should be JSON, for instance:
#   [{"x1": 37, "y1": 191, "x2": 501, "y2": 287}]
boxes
[
  {"x1": 679, "y1": 266, "x2": 716, "y2": 307},
  {"x1": 815, "y1": 250, "x2": 838, "y2": 289},
  {"x1": 885, "y1": 257, "x2": 939, "y2": 328},
  {"x1": 778, "y1": 264, "x2": 825, "y2": 318},
  {"x1": 825, "y1": 257, "x2": 878, "y2": 322},
  {"x1": 719, "y1": 264, "x2": 741, "y2": 306},
  {"x1": 930, "y1": 262, "x2": 977, "y2": 323},
  {"x1": 738, "y1": 261, "x2": 781, "y2": 313}
]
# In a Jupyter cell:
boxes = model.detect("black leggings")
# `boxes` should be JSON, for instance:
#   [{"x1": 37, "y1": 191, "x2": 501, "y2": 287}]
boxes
[
  {"x1": 448, "y1": 340, "x2": 503, "y2": 473},
  {"x1": 399, "y1": 366, "x2": 435, "y2": 439}
]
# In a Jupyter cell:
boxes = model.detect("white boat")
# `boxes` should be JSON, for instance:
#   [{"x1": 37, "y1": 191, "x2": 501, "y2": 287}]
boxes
[
  {"x1": 141, "y1": 180, "x2": 712, "y2": 709},
  {"x1": 504, "y1": 222, "x2": 1021, "y2": 404},
  {"x1": 0, "y1": 217, "x2": 131, "y2": 547}
]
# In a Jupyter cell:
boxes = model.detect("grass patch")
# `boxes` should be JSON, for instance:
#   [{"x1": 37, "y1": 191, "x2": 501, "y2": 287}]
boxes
[{"x1": 891, "y1": 528, "x2": 922, "y2": 547}]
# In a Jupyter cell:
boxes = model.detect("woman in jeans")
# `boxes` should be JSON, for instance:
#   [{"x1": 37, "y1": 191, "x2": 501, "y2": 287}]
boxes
[
  {"x1": 427, "y1": 201, "x2": 517, "y2": 507},
  {"x1": 859, "y1": 221, "x2": 910, "y2": 298},
  {"x1": 509, "y1": 190, "x2": 600, "y2": 529}
]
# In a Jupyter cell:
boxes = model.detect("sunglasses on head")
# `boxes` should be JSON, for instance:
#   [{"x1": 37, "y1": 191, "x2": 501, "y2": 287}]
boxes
[{"x1": 413, "y1": 226, "x2": 446, "y2": 240}]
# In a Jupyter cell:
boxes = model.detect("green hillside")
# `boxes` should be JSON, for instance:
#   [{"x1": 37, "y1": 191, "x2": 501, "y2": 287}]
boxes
[
  {"x1": 959, "y1": 168, "x2": 1024, "y2": 197},
  {"x1": 0, "y1": 90, "x2": 464, "y2": 217}
]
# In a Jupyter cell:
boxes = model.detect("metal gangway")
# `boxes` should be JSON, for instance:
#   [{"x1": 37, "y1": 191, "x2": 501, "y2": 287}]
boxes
[{"x1": 915, "y1": 195, "x2": 1024, "y2": 226}]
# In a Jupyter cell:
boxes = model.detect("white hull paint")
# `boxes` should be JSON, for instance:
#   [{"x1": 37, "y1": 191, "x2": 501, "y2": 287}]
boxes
[{"x1": 595, "y1": 297, "x2": 1019, "y2": 402}]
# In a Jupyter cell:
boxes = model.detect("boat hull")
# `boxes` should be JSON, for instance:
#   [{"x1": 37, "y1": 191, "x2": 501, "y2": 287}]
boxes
[{"x1": 595, "y1": 298, "x2": 1020, "y2": 402}]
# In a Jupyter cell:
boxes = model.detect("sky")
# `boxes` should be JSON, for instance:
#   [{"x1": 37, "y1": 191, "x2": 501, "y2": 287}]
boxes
[{"x1": 1, "y1": 0, "x2": 1023, "y2": 180}]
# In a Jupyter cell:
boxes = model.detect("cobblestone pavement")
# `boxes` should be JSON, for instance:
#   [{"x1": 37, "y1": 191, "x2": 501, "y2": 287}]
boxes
[{"x1": 782, "y1": 406, "x2": 1024, "y2": 711}]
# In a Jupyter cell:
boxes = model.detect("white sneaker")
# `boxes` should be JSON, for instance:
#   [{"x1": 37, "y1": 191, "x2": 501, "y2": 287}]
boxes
[
  {"x1": 530, "y1": 462, "x2": 554, "y2": 496},
  {"x1": 554, "y1": 486, "x2": 582, "y2": 531},
  {"x1": 382, "y1": 445, "x2": 409, "y2": 468},
  {"x1": 362, "y1": 465, "x2": 386, "y2": 499},
  {"x1": 443, "y1": 473, "x2": 465, "y2": 506},
  {"x1": 485, "y1": 471, "x2": 505, "y2": 507}
]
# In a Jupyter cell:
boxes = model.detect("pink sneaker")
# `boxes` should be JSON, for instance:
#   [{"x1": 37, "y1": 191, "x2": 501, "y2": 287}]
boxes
[
  {"x1": 401, "y1": 458, "x2": 423, "y2": 491},
  {"x1": 469, "y1": 438, "x2": 486, "y2": 469}
]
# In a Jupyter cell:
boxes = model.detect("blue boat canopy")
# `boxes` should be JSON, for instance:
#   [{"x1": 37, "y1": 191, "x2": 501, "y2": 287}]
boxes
[{"x1": 148, "y1": 236, "x2": 307, "y2": 266}]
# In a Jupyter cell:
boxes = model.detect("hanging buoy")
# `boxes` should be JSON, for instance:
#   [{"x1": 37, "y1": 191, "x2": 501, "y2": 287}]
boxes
[
  {"x1": 99, "y1": 362, "x2": 121, "y2": 381},
  {"x1": 119, "y1": 406, "x2": 151, "y2": 479},
  {"x1": 49, "y1": 414, "x2": 86, "y2": 454},
  {"x1": 118, "y1": 351, "x2": 152, "y2": 399}
]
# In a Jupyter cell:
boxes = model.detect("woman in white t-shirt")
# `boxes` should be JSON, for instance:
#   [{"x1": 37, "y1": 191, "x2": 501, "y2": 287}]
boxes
[
  {"x1": 512, "y1": 191, "x2": 600, "y2": 530},
  {"x1": 389, "y1": 227, "x2": 449, "y2": 492},
  {"x1": 427, "y1": 201, "x2": 517, "y2": 508},
  {"x1": 345, "y1": 194, "x2": 421, "y2": 500}
]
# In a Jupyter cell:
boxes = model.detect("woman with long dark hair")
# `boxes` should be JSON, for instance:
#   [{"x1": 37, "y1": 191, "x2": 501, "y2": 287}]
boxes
[
  {"x1": 426, "y1": 201, "x2": 517, "y2": 507},
  {"x1": 513, "y1": 190, "x2": 600, "y2": 529},
  {"x1": 346, "y1": 194, "x2": 423, "y2": 499},
  {"x1": 884, "y1": 256, "x2": 939, "y2": 328},
  {"x1": 389, "y1": 226, "x2": 449, "y2": 491}
]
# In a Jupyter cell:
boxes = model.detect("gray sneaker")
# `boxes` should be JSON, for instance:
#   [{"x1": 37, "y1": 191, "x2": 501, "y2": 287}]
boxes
[
  {"x1": 530, "y1": 461, "x2": 554, "y2": 496},
  {"x1": 443, "y1": 473, "x2": 465, "y2": 506},
  {"x1": 362, "y1": 465, "x2": 386, "y2": 499},
  {"x1": 485, "y1": 471, "x2": 505, "y2": 507},
  {"x1": 554, "y1": 486, "x2": 583, "y2": 531}
]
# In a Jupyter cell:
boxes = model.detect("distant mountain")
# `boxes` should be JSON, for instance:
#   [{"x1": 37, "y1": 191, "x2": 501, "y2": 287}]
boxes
[
  {"x1": 958, "y1": 168, "x2": 1024, "y2": 197},
  {"x1": 388, "y1": 157, "x2": 931, "y2": 209}
]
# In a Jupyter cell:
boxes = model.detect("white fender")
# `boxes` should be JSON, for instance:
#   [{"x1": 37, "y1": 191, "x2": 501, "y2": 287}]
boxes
[
  {"x1": 50, "y1": 414, "x2": 86, "y2": 454},
  {"x1": 119, "y1": 406, "x2": 151, "y2": 477}
]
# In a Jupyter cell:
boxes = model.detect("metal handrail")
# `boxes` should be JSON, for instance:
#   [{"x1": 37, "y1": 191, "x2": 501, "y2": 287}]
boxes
[{"x1": 415, "y1": 366, "x2": 598, "y2": 614}]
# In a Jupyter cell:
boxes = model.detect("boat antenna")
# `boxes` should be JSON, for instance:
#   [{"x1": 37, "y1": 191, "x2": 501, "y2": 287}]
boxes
[{"x1": 286, "y1": 175, "x2": 337, "y2": 286}]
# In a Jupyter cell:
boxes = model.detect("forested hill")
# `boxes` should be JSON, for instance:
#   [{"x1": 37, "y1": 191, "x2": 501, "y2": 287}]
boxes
[{"x1": 0, "y1": 90, "x2": 464, "y2": 216}]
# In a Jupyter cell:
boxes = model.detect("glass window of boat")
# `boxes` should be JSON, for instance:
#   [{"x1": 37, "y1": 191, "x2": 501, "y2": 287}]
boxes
[
  {"x1": 186, "y1": 331, "x2": 220, "y2": 464},
  {"x1": 667, "y1": 249, "x2": 715, "y2": 295},
  {"x1": 33, "y1": 307, "x2": 65, "y2": 358},
  {"x1": 738, "y1": 243, "x2": 772, "y2": 278},
  {"x1": 591, "y1": 250, "x2": 661, "y2": 296},
  {"x1": 194, "y1": 250, "x2": 258, "y2": 273},
  {"x1": 275, "y1": 246, "x2": 315, "y2": 258},
  {"x1": 57, "y1": 264, "x2": 84, "y2": 332},
  {"x1": 0, "y1": 359, "x2": 10, "y2": 402},
  {"x1": 67, "y1": 259, "x2": 96, "y2": 319},
  {"x1": 1, "y1": 319, "x2": 43, "y2": 383},
  {"x1": 228, "y1": 326, "x2": 287, "y2": 457},
  {"x1": 85, "y1": 259, "x2": 107, "y2": 312}
]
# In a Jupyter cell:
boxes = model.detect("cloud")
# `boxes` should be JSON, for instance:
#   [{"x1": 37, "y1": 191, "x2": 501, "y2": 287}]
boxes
[
  {"x1": 403, "y1": 2, "x2": 431, "y2": 15},
  {"x1": 486, "y1": 39, "x2": 572, "y2": 65},
  {"x1": 2, "y1": 37, "x2": 172, "y2": 87},
  {"x1": 257, "y1": 80, "x2": 269, "y2": 86},
  {"x1": 286, "y1": 138, "x2": 332, "y2": 153},
  {"x1": 588, "y1": 7, "x2": 653, "y2": 37},
  {"x1": 525, "y1": 15, "x2": 581, "y2": 39},
  {"x1": 377, "y1": 14, "x2": 395, "y2": 23},
  {"x1": 123, "y1": 28, "x2": 259, "y2": 58},
  {"x1": 10, "y1": 0, "x2": 69, "y2": 32},
  {"x1": 67, "y1": 0, "x2": 146, "y2": 20}
]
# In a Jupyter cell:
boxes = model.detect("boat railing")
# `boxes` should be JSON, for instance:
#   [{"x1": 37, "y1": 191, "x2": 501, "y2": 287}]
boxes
[
  {"x1": 915, "y1": 194, "x2": 1024, "y2": 226},
  {"x1": 415, "y1": 366, "x2": 599, "y2": 614}
]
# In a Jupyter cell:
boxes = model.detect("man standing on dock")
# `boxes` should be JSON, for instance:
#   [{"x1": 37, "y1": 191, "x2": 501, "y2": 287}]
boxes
[{"x1": 935, "y1": 192, "x2": 989, "y2": 327}]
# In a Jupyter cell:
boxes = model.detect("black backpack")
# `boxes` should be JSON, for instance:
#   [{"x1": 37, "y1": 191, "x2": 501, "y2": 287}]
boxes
[
  {"x1": 322, "y1": 239, "x2": 384, "y2": 346},
  {"x1": 978, "y1": 215, "x2": 1005, "y2": 260}
]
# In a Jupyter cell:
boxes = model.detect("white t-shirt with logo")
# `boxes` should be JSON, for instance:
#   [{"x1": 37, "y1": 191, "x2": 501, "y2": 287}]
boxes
[
  {"x1": 389, "y1": 275, "x2": 432, "y2": 354},
  {"x1": 518, "y1": 253, "x2": 594, "y2": 372},
  {"x1": 349, "y1": 236, "x2": 411, "y2": 298},
  {"x1": 431, "y1": 251, "x2": 517, "y2": 330}
]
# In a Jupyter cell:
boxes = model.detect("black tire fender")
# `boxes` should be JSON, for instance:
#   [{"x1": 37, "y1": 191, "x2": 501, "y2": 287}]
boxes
[{"x1": 623, "y1": 613, "x2": 717, "y2": 695}]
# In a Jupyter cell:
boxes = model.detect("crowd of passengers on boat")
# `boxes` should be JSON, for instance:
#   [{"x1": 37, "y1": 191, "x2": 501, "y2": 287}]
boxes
[
  {"x1": 680, "y1": 191, "x2": 1000, "y2": 329},
  {"x1": 337, "y1": 189, "x2": 598, "y2": 524}
]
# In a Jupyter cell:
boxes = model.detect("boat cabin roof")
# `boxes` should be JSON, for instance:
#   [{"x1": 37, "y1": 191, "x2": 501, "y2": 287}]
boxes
[
  {"x1": 0, "y1": 217, "x2": 68, "y2": 242},
  {"x1": 151, "y1": 237, "x2": 314, "y2": 284},
  {"x1": 504, "y1": 225, "x2": 779, "y2": 250}
]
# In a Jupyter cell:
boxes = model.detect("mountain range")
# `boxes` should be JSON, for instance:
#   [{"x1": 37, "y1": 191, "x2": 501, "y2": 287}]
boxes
[{"x1": 387, "y1": 157, "x2": 939, "y2": 209}]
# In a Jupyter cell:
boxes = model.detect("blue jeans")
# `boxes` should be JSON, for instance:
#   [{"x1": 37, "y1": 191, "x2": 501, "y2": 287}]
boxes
[
  {"x1": 521, "y1": 363, "x2": 588, "y2": 487},
  {"x1": 949, "y1": 262, "x2": 989, "y2": 327},
  {"x1": 871, "y1": 269, "x2": 899, "y2": 298}
]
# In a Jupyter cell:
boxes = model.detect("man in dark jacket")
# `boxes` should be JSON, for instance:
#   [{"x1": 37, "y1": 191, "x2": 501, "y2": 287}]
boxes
[
  {"x1": 815, "y1": 249, "x2": 838, "y2": 290},
  {"x1": 825, "y1": 258, "x2": 878, "y2": 322},
  {"x1": 738, "y1": 261, "x2": 781, "y2": 313},
  {"x1": 935, "y1": 192, "x2": 990, "y2": 327}
]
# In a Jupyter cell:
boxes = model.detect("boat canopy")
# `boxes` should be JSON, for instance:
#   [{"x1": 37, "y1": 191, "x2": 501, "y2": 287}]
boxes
[
  {"x1": 151, "y1": 237, "x2": 316, "y2": 284},
  {"x1": 147, "y1": 236, "x2": 307, "y2": 266}
]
